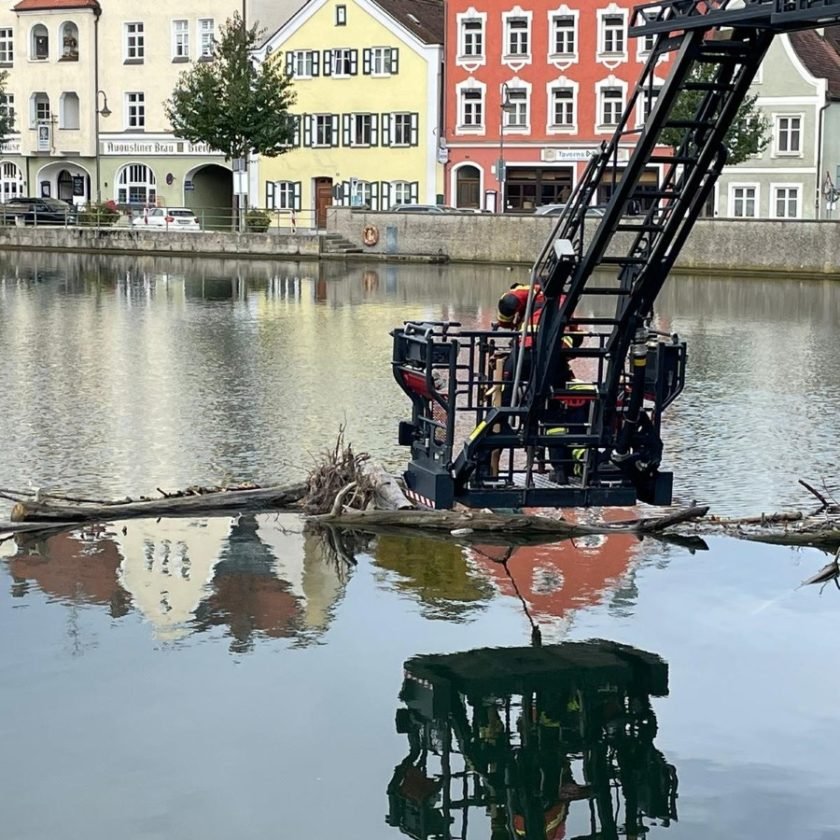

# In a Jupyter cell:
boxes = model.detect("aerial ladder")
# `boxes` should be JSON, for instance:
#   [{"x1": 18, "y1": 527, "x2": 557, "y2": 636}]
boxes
[{"x1": 392, "y1": 0, "x2": 840, "y2": 510}]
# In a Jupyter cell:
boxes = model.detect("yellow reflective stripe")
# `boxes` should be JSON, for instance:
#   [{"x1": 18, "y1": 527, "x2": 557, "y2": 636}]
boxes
[
  {"x1": 633, "y1": 357, "x2": 647, "y2": 366},
  {"x1": 469, "y1": 421, "x2": 487, "y2": 441},
  {"x1": 546, "y1": 426, "x2": 568, "y2": 435}
]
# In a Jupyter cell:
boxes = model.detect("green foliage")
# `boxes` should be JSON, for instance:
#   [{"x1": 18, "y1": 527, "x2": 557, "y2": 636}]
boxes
[
  {"x1": 78, "y1": 201, "x2": 120, "y2": 227},
  {"x1": 0, "y1": 71, "x2": 11, "y2": 145},
  {"x1": 660, "y1": 64, "x2": 770, "y2": 166},
  {"x1": 245, "y1": 208, "x2": 271, "y2": 232},
  {"x1": 165, "y1": 13, "x2": 297, "y2": 160}
]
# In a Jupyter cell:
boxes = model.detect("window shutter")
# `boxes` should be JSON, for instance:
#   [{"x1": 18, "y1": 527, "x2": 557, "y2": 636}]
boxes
[
  {"x1": 293, "y1": 181, "x2": 301, "y2": 212},
  {"x1": 285, "y1": 52, "x2": 294, "y2": 75},
  {"x1": 371, "y1": 181, "x2": 379, "y2": 210},
  {"x1": 410, "y1": 113, "x2": 418, "y2": 146},
  {"x1": 303, "y1": 113, "x2": 312, "y2": 147},
  {"x1": 409, "y1": 182, "x2": 418, "y2": 203},
  {"x1": 380, "y1": 181, "x2": 391, "y2": 210},
  {"x1": 350, "y1": 48, "x2": 358, "y2": 74},
  {"x1": 312, "y1": 50, "x2": 320, "y2": 76},
  {"x1": 391, "y1": 48, "x2": 399, "y2": 74},
  {"x1": 341, "y1": 180, "x2": 351, "y2": 205},
  {"x1": 331, "y1": 114, "x2": 340, "y2": 146},
  {"x1": 362, "y1": 48, "x2": 371, "y2": 74},
  {"x1": 370, "y1": 113, "x2": 378, "y2": 146},
  {"x1": 292, "y1": 114, "x2": 301, "y2": 146},
  {"x1": 342, "y1": 113, "x2": 351, "y2": 146},
  {"x1": 323, "y1": 49, "x2": 332, "y2": 75},
  {"x1": 381, "y1": 113, "x2": 391, "y2": 146},
  {"x1": 266, "y1": 180, "x2": 276, "y2": 209}
]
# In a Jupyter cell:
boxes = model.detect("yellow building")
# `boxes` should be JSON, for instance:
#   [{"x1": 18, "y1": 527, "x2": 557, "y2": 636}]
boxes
[
  {"x1": 254, "y1": 0, "x2": 444, "y2": 228},
  {"x1": 0, "y1": 0, "x2": 301, "y2": 215}
]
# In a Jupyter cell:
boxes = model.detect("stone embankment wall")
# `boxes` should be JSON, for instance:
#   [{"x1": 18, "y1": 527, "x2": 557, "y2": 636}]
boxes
[{"x1": 329, "y1": 208, "x2": 840, "y2": 276}]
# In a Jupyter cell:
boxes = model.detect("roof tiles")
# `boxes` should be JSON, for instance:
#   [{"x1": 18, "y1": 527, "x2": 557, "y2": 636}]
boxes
[
  {"x1": 13, "y1": 0, "x2": 99, "y2": 10},
  {"x1": 789, "y1": 27, "x2": 840, "y2": 98}
]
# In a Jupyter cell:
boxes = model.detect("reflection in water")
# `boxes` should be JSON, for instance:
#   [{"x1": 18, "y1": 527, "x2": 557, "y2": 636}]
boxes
[
  {"x1": 388, "y1": 642, "x2": 677, "y2": 840},
  {"x1": 2, "y1": 515, "x2": 350, "y2": 651}
]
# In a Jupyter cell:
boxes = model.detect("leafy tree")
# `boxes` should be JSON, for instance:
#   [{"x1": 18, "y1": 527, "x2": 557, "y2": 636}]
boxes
[
  {"x1": 165, "y1": 13, "x2": 296, "y2": 164},
  {"x1": 0, "y1": 72, "x2": 12, "y2": 145},
  {"x1": 661, "y1": 64, "x2": 769, "y2": 165}
]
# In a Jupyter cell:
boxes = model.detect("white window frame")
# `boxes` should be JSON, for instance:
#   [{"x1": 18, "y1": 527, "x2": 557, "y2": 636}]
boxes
[
  {"x1": 392, "y1": 112, "x2": 413, "y2": 147},
  {"x1": 351, "y1": 113, "x2": 373, "y2": 147},
  {"x1": 502, "y1": 7, "x2": 532, "y2": 67},
  {"x1": 392, "y1": 181, "x2": 413, "y2": 205},
  {"x1": 595, "y1": 77, "x2": 627, "y2": 133},
  {"x1": 456, "y1": 80, "x2": 486, "y2": 134},
  {"x1": 31, "y1": 92, "x2": 50, "y2": 127},
  {"x1": 293, "y1": 49, "x2": 317, "y2": 78},
  {"x1": 773, "y1": 113, "x2": 803, "y2": 157},
  {"x1": 124, "y1": 22, "x2": 144, "y2": 61},
  {"x1": 31, "y1": 24, "x2": 49, "y2": 61},
  {"x1": 172, "y1": 20, "x2": 189, "y2": 60},
  {"x1": 546, "y1": 77, "x2": 578, "y2": 134},
  {"x1": 636, "y1": 77, "x2": 664, "y2": 128},
  {"x1": 548, "y1": 7, "x2": 578, "y2": 66},
  {"x1": 198, "y1": 19, "x2": 214, "y2": 58},
  {"x1": 502, "y1": 82, "x2": 531, "y2": 134},
  {"x1": 125, "y1": 92, "x2": 145, "y2": 130},
  {"x1": 0, "y1": 28, "x2": 13, "y2": 65},
  {"x1": 597, "y1": 5, "x2": 628, "y2": 65},
  {"x1": 457, "y1": 9, "x2": 486, "y2": 67},
  {"x1": 313, "y1": 114, "x2": 334, "y2": 147},
  {"x1": 0, "y1": 161, "x2": 24, "y2": 201},
  {"x1": 331, "y1": 47, "x2": 354, "y2": 77},
  {"x1": 770, "y1": 182, "x2": 801, "y2": 219},
  {"x1": 370, "y1": 46, "x2": 395, "y2": 76},
  {"x1": 116, "y1": 163, "x2": 156, "y2": 205},
  {"x1": 728, "y1": 183, "x2": 759, "y2": 218},
  {"x1": 637, "y1": 32, "x2": 656, "y2": 61},
  {"x1": 0, "y1": 93, "x2": 15, "y2": 130},
  {"x1": 274, "y1": 181, "x2": 295, "y2": 210}
]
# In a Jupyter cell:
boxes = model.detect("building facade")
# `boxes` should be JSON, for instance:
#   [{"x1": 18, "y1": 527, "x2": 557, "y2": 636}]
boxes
[
  {"x1": 443, "y1": 0, "x2": 671, "y2": 212},
  {"x1": 254, "y1": 0, "x2": 444, "y2": 228},
  {"x1": 0, "y1": 0, "x2": 302, "y2": 217}
]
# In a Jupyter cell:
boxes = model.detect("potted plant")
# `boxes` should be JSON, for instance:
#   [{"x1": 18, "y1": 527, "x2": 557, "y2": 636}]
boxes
[{"x1": 246, "y1": 208, "x2": 271, "y2": 233}]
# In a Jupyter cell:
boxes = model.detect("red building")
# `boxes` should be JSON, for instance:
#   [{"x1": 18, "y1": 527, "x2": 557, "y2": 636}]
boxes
[{"x1": 443, "y1": 0, "x2": 670, "y2": 211}]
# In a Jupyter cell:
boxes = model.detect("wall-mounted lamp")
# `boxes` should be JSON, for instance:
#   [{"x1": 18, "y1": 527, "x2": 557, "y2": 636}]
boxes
[
  {"x1": 95, "y1": 89, "x2": 110, "y2": 204},
  {"x1": 97, "y1": 89, "x2": 111, "y2": 118}
]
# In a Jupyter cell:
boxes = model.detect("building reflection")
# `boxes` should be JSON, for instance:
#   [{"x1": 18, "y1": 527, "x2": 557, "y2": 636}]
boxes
[
  {"x1": 387, "y1": 641, "x2": 677, "y2": 840},
  {"x1": 2, "y1": 515, "x2": 349, "y2": 650}
]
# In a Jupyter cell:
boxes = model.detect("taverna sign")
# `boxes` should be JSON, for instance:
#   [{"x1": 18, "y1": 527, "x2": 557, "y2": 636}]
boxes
[{"x1": 101, "y1": 140, "x2": 223, "y2": 156}]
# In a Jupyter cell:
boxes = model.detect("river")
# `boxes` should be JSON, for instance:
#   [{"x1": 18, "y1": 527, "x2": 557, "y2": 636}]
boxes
[{"x1": 0, "y1": 252, "x2": 838, "y2": 840}]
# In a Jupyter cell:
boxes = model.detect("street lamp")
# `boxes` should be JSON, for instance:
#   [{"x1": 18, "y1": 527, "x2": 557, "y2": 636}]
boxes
[
  {"x1": 498, "y1": 82, "x2": 516, "y2": 213},
  {"x1": 94, "y1": 90, "x2": 110, "y2": 204}
]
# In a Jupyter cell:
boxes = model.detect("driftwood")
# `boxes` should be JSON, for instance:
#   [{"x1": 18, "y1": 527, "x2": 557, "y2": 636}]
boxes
[{"x1": 4, "y1": 484, "x2": 307, "y2": 524}]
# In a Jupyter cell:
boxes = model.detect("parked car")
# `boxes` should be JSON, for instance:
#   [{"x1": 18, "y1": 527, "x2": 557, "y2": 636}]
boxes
[
  {"x1": 392, "y1": 204, "x2": 449, "y2": 214},
  {"x1": 533, "y1": 203, "x2": 607, "y2": 218},
  {"x1": 2, "y1": 197, "x2": 76, "y2": 226},
  {"x1": 131, "y1": 207, "x2": 201, "y2": 231}
]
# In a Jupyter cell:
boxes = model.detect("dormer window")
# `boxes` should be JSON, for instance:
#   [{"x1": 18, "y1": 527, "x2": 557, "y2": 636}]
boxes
[
  {"x1": 61, "y1": 22, "x2": 78, "y2": 61},
  {"x1": 32, "y1": 24, "x2": 49, "y2": 60}
]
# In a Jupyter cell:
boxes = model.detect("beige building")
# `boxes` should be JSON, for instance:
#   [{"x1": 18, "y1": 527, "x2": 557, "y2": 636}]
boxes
[{"x1": 0, "y1": 0, "x2": 301, "y2": 217}]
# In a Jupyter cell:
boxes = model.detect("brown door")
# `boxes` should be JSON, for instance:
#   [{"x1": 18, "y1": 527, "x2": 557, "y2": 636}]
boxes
[{"x1": 315, "y1": 177, "x2": 333, "y2": 228}]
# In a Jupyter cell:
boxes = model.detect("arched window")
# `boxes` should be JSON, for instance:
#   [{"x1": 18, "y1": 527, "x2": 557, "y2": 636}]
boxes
[
  {"x1": 31, "y1": 24, "x2": 49, "y2": 60},
  {"x1": 0, "y1": 161, "x2": 24, "y2": 201},
  {"x1": 456, "y1": 164, "x2": 481, "y2": 209},
  {"x1": 30, "y1": 92, "x2": 50, "y2": 127},
  {"x1": 60, "y1": 92, "x2": 79, "y2": 129},
  {"x1": 60, "y1": 22, "x2": 78, "y2": 60},
  {"x1": 117, "y1": 163, "x2": 156, "y2": 205}
]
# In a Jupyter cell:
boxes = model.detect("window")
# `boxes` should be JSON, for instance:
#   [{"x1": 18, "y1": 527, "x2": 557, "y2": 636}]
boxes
[
  {"x1": 125, "y1": 22, "x2": 144, "y2": 61},
  {"x1": 336, "y1": 4, "x2": 346, "y2": 25},
  {"x1": 637, "y1": 83, "x2": 661, "y2": 126},
  {"x1": 364, "y1": 47, "x2": 398, "y2": 75},
  {"x1": 461, "y1": 89, "x2": 483, "y2": 128},
  {"x1": 392, "y1": 113, "x2": 415, "y2": 146},
  {"x1": 638, "y1": 32, "x2": 656, "y2": 57},
  {"x1": 551, "y1": 15, "x2": 576, "y2": 57},
  {"x1": 0, "y1": 161, "x2": 24, "y2": 201},
  {"x1": 391, "y1": 181, "x2": 416, "y2": 205},
  {"x1": 506, "y1": 16, "x2": 529, "y2": 57},
  {"x1": 773, "y1": 185, "x2": 799, "y2": 218},
  {"x1": 349, "y1": 113, "x2": 373, "y2": 146},
  {"x1": 172, "y1": 20, "x2": 189, "y2": 60},
  {"x1": 0, "y1": 94, "x2": 15, "y2": 130},
  {"x1": 32, "y1": 24, "x2": 48, "y2": 60},
  {"x1": 60, "y1": 92, "x2": 79, "y2": 129},
  {"x1": 775, "y1": 115, "x2": 801, "y2": 155},
  {"x1": 462, "y1": 19, "x2": 483, "y2": 58},
  {"x1": 0, "y1": 28, "x2": 12, "y2": 65},
  {"x1": 314, "y1": 114, "x2": 335, "y2": 146},
  {"x1": 117, "y1": 163, "x2": 156, "y2": 205},
  {"x1": 550, "y1": 87, "x2": 575, "y2": 128},
  {"x1": 600, "y1": 86, "x2": 623, "y2": 127},
  {"x1": 126, "y1": 92, "x2": 145, "y2": 129},
  {"x1": 266, "y1": 180, "x2": 301, "y2": 211},
  {"x1": 504, "y1": 88, "x2": 528, "y2": 129},
  {"x1": 32, "y1": 93, "x2": 50, "y2": 126},
  {"x1": 602, "y1": 14, "x2": 625, "y2": 54},
  {"x1": 61, "y1": 22, "x2": 78, "y2": 60},
  {"x1": 287, "y1": 49, "x2": 319, "y2": 78},
  {"x1": 198, "y1": 19, "x2": 214, "y2": 58},
  {"x1": 327, "y1": 48, "x2": 356, "y2": 76},
  {"x1": 731, "y1": 185, "x2": 757, "y2": 217},
  {"x1": 351, "y1": 180, "x2": 372, "y2": 208}
]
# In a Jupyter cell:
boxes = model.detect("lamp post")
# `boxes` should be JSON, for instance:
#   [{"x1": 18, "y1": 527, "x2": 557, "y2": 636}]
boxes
[
  {"x1": 498, "y1": 83, "x2": 516, "y2": 213},
  {"x1": 94, "y1": 90, "x2": 111, "y2": 204}
]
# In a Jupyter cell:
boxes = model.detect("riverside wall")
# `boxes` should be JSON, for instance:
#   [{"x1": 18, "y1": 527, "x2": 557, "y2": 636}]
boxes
[{"x1": 329, "y1": 208, "x2": 840, "y2": 276}]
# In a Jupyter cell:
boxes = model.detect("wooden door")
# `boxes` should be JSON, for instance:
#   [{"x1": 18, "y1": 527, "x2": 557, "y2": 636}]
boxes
[{"x1": 315, "y1": 177, "x2": 333, "y2": 228}]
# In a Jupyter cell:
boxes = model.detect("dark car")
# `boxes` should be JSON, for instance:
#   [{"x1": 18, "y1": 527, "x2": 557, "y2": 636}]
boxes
[{"x1": 2, "y1": 197, "x2": 76, "y2": 226}]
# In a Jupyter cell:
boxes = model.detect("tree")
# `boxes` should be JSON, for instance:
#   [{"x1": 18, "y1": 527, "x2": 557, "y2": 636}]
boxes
[
  {"x1": 165, "y1": 13, "x2": 296, "y2": 210},
  {"x1": 0, "y1": 72, "x2": 12, "y2": 146},
  {"x1": 660, "y1": 64, "x2": 770, "y2": 165}
]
